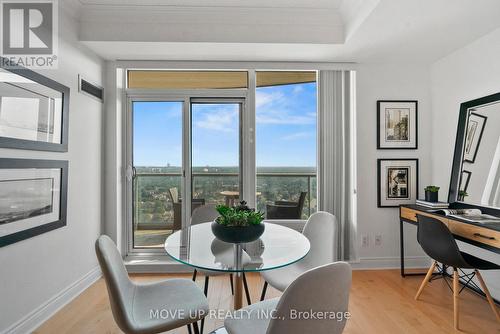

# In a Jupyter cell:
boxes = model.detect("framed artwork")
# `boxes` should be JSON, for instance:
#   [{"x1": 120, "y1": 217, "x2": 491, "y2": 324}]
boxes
[
  {"x1": 0, "y1": 159, "x2": 68, "y2": 247},
  {"x1": 377, "y1": 100, "x2": 418, "y2": 149},
  {"x1": 377, "y1": 159, "x2": 419, "y2": 207},
  {"x1": 460, "y1": 170, "x2": 471, "y2": 193},
  {"x1": 464, "y1": 112, "x2": 487, "y2": 163},
  {"x1": 0, "y1": 57, "x2": 70, "y2": 152}
]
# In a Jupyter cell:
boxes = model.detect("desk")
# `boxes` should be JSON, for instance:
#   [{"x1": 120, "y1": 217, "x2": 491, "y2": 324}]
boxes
[{"x1": 399, "y1": 204, "x2": 500, "y2": 277}]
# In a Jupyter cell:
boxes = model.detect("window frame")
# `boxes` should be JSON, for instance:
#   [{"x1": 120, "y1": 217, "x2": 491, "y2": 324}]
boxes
[{"x1": 123, "y1": 70, "x2": 319, "y2": 259}]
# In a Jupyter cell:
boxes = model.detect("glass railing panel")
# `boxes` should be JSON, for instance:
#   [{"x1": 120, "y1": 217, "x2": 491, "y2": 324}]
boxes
[
  {"x1": 133, "y1": 171, "x2": 316, "y2": 248},
  {"x1": 133, "y1": 173, "x2": 182, "y2": 248},
  {"x1": 256, "y1": 173, "x2": 316, "y2": 219}
]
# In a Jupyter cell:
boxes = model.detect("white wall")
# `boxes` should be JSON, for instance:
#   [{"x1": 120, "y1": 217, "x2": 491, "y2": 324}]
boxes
[
  {"x1": 0, "y1": 8, "x2": 104, "y2": 333},
  {"x1": 355, "y1": 63, "x2": 432, "y2": 268},
  {"x1": 431, "y1": 27, "x2": 500, "y2": 299}
]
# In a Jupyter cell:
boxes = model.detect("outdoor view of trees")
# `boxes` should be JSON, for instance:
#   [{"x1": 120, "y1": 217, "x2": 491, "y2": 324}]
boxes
[{"x1": 134, "y1": 166, "x2": 317, "y2": 230}]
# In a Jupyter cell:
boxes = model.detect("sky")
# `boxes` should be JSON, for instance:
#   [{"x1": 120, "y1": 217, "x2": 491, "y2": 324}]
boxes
[{"x1": 133, "y1": 82, "x2": 317, "y2": 167}]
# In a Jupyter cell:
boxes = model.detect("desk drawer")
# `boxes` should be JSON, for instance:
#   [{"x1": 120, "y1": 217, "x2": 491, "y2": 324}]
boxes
[
  {"x1": 447, "y1": 220, "x2": 500, "y2": 249},
  {"x1": 400, "y1": 207, "x2": 449, "y2": 225}
]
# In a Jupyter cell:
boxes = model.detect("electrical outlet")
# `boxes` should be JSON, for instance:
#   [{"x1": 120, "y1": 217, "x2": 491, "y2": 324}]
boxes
[
  {"x1": 361, "y1": 234, "x2": 369, "y2": 247},
  {"x1": 375, "y1": 234, "x2": 382, "y2": 246}
]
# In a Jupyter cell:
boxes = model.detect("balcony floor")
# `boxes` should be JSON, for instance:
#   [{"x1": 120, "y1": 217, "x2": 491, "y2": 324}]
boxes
[{"x1": 133, "y1": 229, "x2": 173, "y2": 248}]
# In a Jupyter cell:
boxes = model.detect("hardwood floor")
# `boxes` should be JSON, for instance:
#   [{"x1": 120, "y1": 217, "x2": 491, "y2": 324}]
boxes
[{"x1": 34, "y1": 270, "x2": 500, "y2": 334}]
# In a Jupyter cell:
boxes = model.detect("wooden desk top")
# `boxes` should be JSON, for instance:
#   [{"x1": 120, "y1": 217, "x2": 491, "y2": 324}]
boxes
[
  {"x1": 400, "y1": 204, "x2": 500, "y2": 253},
  {"x1": 402, "y1": 204, "x2": 500, "y2": 232}
]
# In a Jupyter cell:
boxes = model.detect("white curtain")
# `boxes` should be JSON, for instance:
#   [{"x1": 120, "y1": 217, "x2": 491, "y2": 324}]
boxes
[{"x1": 318, "y1": 70, "x2": 358, "y2": 261}]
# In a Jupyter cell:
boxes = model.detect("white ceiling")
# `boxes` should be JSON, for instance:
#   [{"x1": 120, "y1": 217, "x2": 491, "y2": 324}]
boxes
[
  {"x1": 75, "y1": 0, "x2": 344, "y2": 9},
  {"x1": 64, "y1": 0, "x2": 500, "y2": 63}
]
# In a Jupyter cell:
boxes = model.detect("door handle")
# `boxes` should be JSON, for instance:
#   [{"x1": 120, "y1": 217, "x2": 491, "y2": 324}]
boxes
[{"x1": 126, "y1": 165, "x2": 136, "y2": 181}]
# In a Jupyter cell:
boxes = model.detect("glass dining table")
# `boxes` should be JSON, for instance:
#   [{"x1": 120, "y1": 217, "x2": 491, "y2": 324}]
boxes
[{"x1": 164, "y1": 222, "x2": 310, "y2": 310}]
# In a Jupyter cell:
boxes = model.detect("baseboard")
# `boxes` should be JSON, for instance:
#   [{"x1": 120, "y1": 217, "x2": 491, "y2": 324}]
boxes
[
  {"x1": 350, "y1": 256, "x2": 431, "y2": 270},
  {"x1": 3, "y1": 266, "x2": 102, "y2": 334}
]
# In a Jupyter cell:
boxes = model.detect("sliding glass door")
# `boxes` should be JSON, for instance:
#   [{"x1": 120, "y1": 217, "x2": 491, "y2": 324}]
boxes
[
  {"x1": 127, "y1": 97, "x2": 245, "y2": 252},
  {"x1": 131, "y1": 101, "x2": 184, "y2": 249},
  {"x1": 191, "y1": 100, "x2": 243, "y2": 209}
]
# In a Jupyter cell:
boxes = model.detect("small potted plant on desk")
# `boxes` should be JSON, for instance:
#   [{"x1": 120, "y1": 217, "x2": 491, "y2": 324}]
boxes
[
  {"x1": 424, "y1": 185, "x2": 440, "y2": 203},
  {"x1": 212, "y1": 201, "x2": 265, "y2": 244},
  {"x1": 458, "y1": 190, "x2": 468, "y2": 202}
]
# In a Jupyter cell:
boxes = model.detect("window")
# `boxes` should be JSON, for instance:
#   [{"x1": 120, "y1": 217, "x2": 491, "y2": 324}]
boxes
[
  {"x1": 132, "y1": 101, "x2": 183, "y2": 248},
  {"x1": 255, "y1": 71, "x2": 317, "y2": 219},
  {"x1": 126, "y1": 70, "x2": 317, "y2": 253}
]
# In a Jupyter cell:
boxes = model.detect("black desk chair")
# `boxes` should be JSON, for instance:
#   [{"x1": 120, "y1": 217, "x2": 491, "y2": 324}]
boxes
[{"x1": 414, "y1": 215, "x2": 500, "y2": 330}]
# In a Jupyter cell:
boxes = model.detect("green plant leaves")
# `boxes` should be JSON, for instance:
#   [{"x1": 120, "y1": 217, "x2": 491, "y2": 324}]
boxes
[{"x1": 215, "y1": 202, "x2": 264, "y2": 227}]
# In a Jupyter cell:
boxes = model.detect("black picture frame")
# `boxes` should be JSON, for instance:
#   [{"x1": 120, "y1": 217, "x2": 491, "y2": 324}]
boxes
[
  {"x1": 377, "y1": 158, "x2": 419, "y2": 208},
  {"x1": 460, "y1": 170, "x2": 472, "y2": 193},
  {"x1": 463, "y1": 112, "x2": 487, "y2": 163},
  {"x1": 0, "y1": 158, "x2": 68, "y2": 247},
  {"x1": 377, "y1": 100, "x2": 418, "y2": 150},
  {"x1": 0, "y1": 57, "x2": 70, "y2": 152}
]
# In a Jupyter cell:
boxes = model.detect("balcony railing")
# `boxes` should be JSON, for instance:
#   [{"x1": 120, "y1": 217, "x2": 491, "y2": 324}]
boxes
[{"x1": 133, "y1": 171, "x2": 317, "y2": 229}]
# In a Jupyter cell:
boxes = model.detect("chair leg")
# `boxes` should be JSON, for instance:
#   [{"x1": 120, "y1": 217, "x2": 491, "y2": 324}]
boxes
[
  {"x1": 229, "y1": 274, "x2": 234, "y2": 295},
  {"x1": 203, "y1": 276, "x2": 209, "y2": 296},
  {"x1": 242, "y1": 272, "x2": 251, "y2": 305},
  {"x1": 200, "y1": 276, "x2": 209, "y2": 334},
  {"x1": 260, "y1": 281, "x2": 268, "y2": 301},
  {"x1": 187, "y1": 324, "x2": 192, "y2": 334},
  {"x1": 475, "y1": 269, "x2": 500, "y2": 322},
  {"x1": 193, "y1": 321, "x2": 200, "y2": 334},
  {"x1": 453, "y1": 268, "x2": 459, "y2": 330},
  {"x1": 192, "y1": 269, "x2": 197, "y2": 282},
  {"x1": 415, "y1": 261, "x2": 437, "y2": 300}
]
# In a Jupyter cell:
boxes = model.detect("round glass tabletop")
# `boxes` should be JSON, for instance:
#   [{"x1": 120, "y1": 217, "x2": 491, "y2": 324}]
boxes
[{"x1": 164, "y1": 222, "x2": 310, "y2": 272}]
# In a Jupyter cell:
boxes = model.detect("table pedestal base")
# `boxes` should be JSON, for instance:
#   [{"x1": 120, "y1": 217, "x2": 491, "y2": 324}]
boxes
[{"x1": 233, "y1": 244, "x2": 243, "y2": 310}]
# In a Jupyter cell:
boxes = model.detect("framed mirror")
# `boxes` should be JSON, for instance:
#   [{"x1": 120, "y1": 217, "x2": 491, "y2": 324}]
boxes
[
  {"x1": 449, "y1": 92, "x2": 500, "y2": 210},
  {"x1": 0, "y1": 57, "x2": 69, "y2": 152}
]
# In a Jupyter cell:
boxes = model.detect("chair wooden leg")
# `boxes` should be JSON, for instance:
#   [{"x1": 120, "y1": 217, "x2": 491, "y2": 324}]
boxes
[
  {"x1": 475, "y1": 270, "x2": 500, "y2": 322},
  {"x1": 260, "y1": 281, "x2": 268, "y2": 301},
  {"x1": 453, "y1": 268, "x2": 459, "y2": 330},
  {"x1": 415, "y1": 261, "x2": 437, "y2": 300},
  {"x1": 229, "y1": 274, "x2": 234, "y2": 295}
]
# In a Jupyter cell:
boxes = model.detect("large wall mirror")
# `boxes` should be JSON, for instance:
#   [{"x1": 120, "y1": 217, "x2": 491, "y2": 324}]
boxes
[
  {"x1": 0, "y1": 58, "x2": 69, "y2": 152},
  {"x1": 449, "y1": 92, "x2": 500, "y2": 209}
]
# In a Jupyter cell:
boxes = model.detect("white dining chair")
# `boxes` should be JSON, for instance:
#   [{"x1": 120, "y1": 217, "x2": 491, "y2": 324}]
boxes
[
  {"x1": 225, "y1": 262, "x2": 352, "y2": 334},
  {"x1": 260, "y1": 211, "x2": 338, "y2": 300},
  {"x1": 95, "y1": 235, "x2": 209, "y2": 334},
  {"x1": 190, "y1": 205, "x2": 252, "y2": 333}
]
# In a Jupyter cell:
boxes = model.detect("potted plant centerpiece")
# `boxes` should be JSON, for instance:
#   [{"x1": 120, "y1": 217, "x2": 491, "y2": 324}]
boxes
[
  {"x1": 211, "y1": 201, "x2": 265, "y2": 244},
  {"x1": 424, "y1": 185, "x2": 440, "y2": 202}
]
